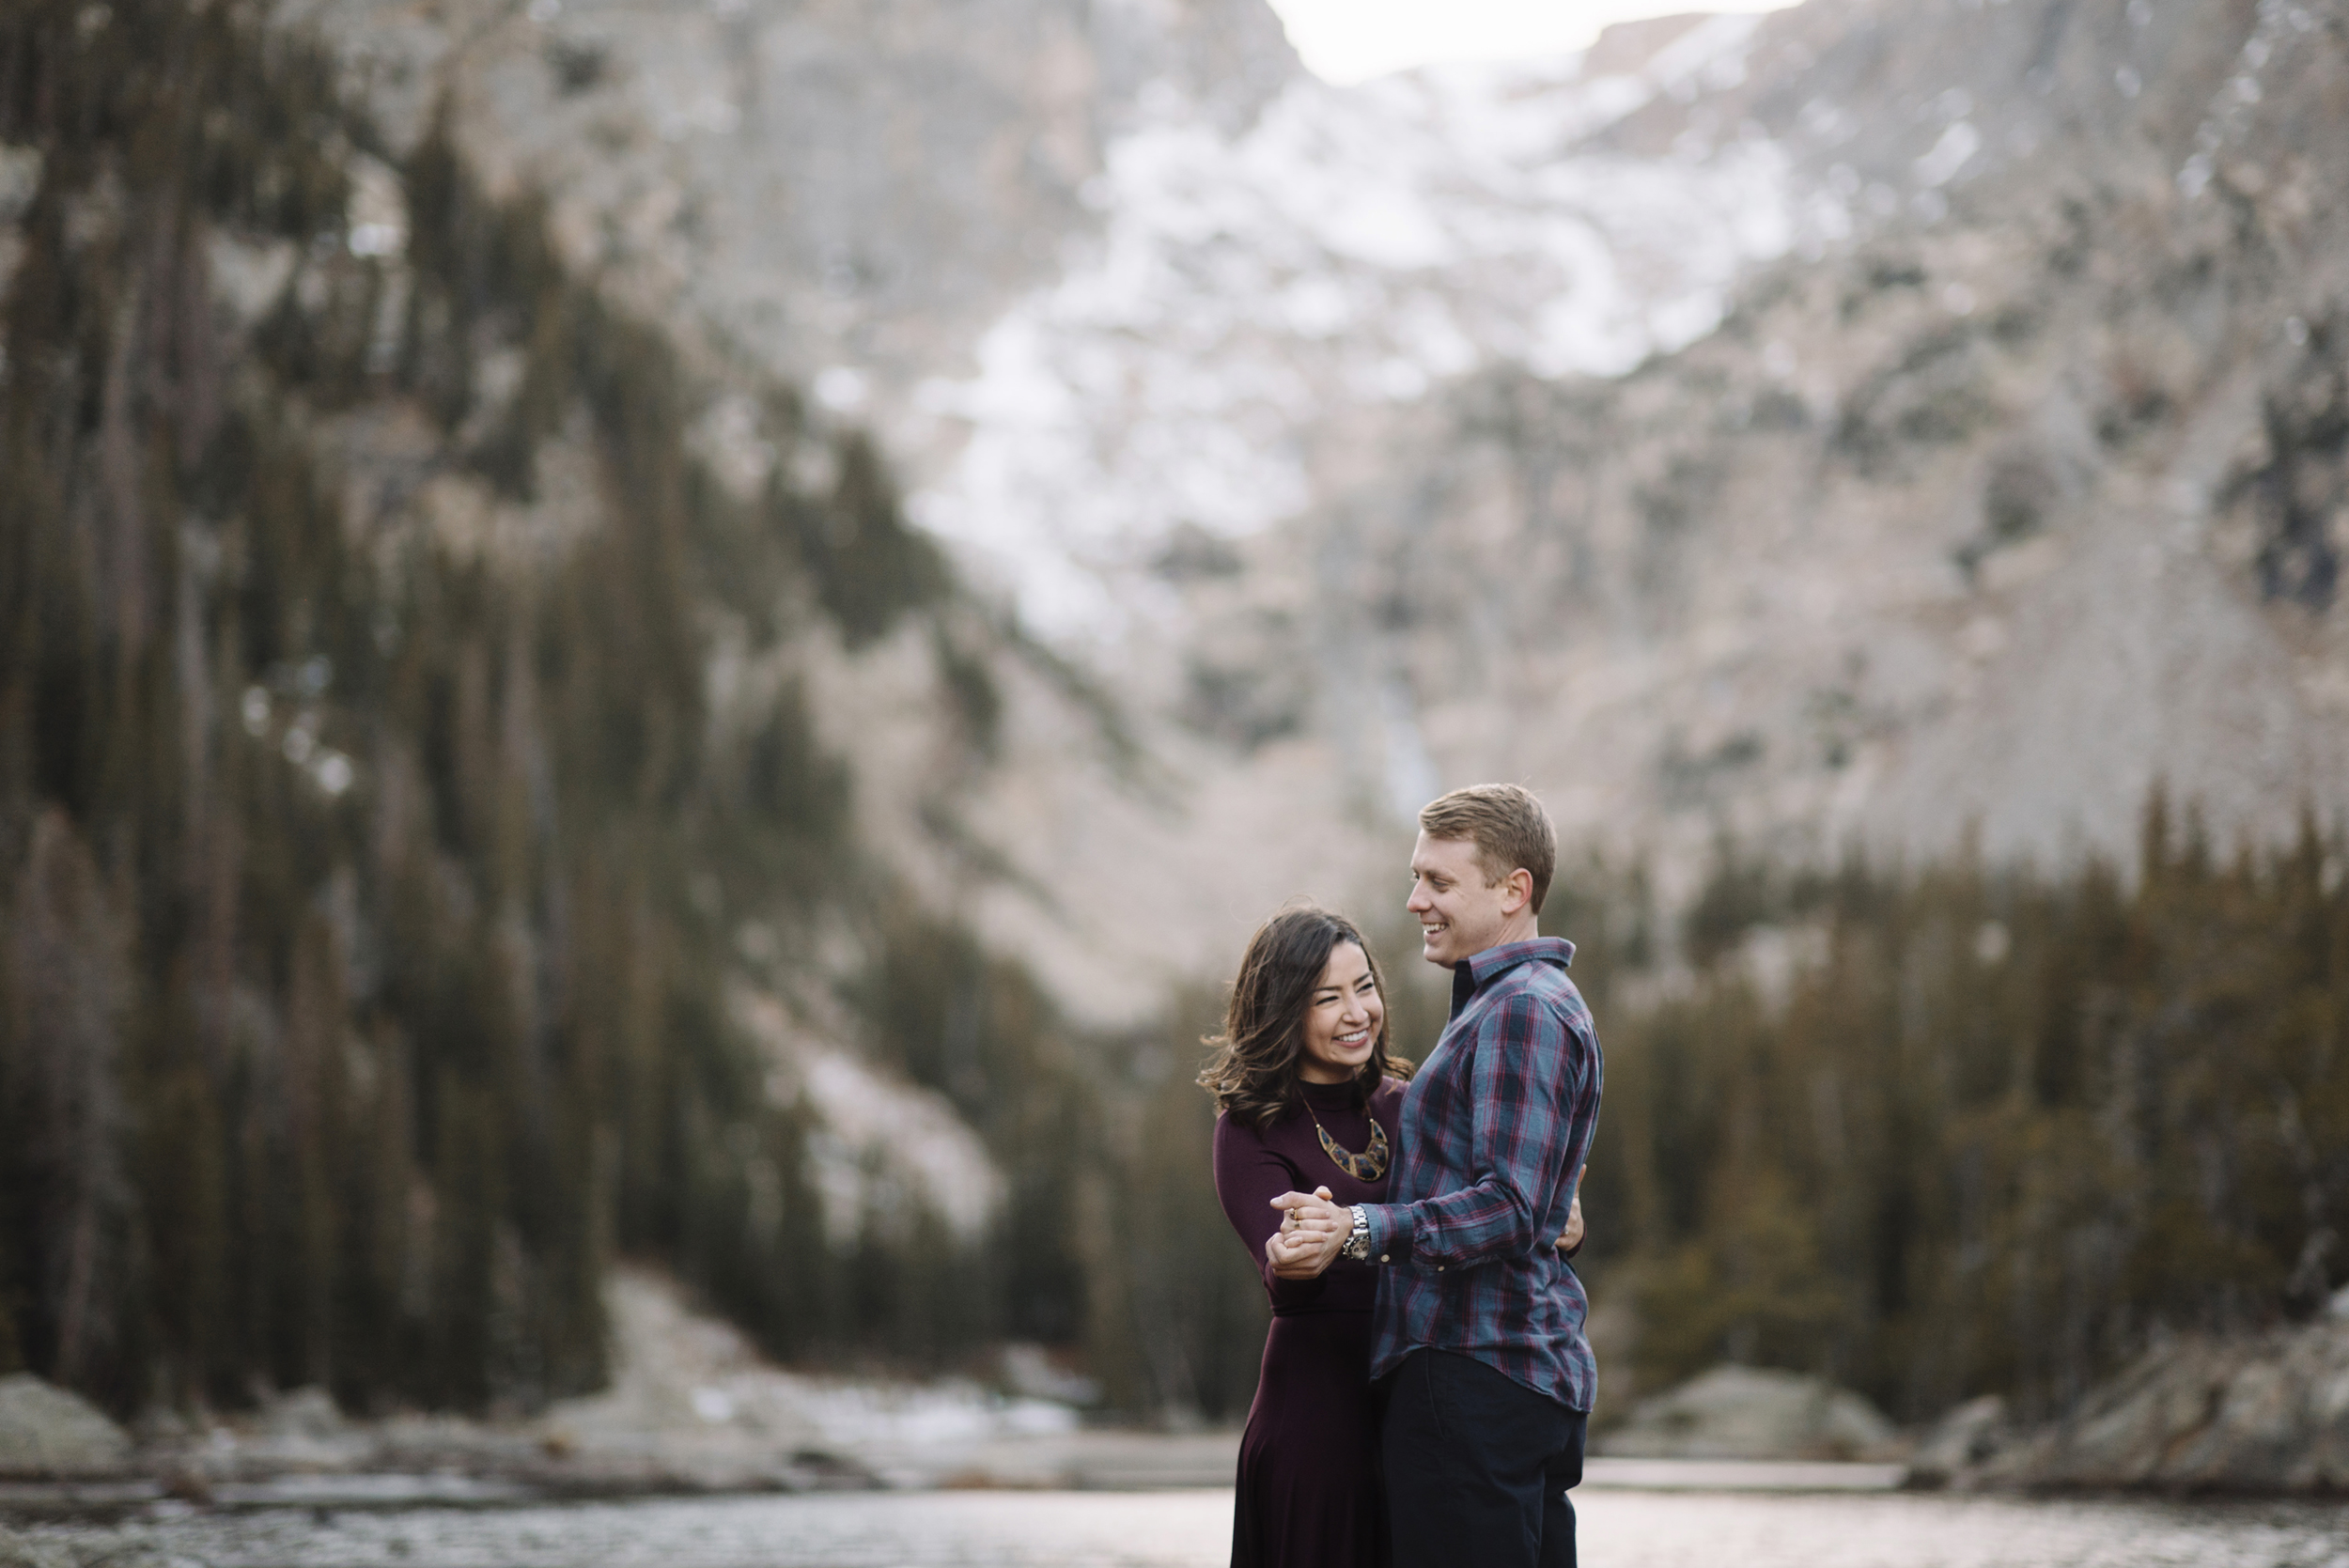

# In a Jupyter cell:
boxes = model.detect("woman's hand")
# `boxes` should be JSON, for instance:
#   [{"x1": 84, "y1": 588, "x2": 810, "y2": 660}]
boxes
[{"x1": 1268, "y1": 1186, "x2": 1347, "y2": 1279}]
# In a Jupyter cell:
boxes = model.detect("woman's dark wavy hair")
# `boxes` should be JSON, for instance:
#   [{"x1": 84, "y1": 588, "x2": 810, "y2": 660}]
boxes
[{"x1": 1197, "y1": 905, "x2": 1414, "y2": 1131}]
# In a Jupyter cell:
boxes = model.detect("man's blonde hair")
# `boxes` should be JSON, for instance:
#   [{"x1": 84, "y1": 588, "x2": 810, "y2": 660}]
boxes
[{"x1": 1418, "y1": 784, "x2": 1556, "y2": 915}]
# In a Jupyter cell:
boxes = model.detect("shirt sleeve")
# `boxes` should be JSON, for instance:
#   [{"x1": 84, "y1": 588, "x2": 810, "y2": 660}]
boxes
[
  {"x1": 1364, "y1": 993, "x2": 1591, "y2": 1268},
  {"x1": 1211, "y1": 1112, "x2": 1327, "y2": 1309}
]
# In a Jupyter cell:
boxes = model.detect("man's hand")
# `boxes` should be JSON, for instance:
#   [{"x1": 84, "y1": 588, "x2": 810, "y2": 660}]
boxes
[
  {"x1": 1268, "y1": 1186, "x2": 1350, "y2": 1279},
  {"x1": 1554, "y1": 1193, "x2": 1584, "y2": 1253},
  {"x1": 1554, "y1": 1164, "x2": 1586, "y2": 1255}
]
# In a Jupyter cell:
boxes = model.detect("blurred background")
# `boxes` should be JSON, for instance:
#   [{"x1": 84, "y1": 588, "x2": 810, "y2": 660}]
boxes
[{"x1": 3, "y1": 0, "x2": 2348, "y2": 1508}]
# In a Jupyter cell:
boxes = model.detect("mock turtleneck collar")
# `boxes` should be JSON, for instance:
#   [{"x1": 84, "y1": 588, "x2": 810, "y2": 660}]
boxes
[{"x1": 1298, "y1": 1074, "x2": 1365, "y2": 1108}]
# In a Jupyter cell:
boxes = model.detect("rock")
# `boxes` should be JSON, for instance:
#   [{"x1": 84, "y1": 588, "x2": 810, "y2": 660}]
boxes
[
  {"x1": 1903, "y1": 1395, "x2": 2010, "y2": 1487},
  {"x1": 1973, "y1": 1320, "x2": 2349, "y2": 1494},
  {"x1": 0, "y1": 1374, "x2": 132, "y2": 1479},
  {"x1": 0, "y1": 1526, "x2": 189, "y2": 1568},
  {"x1": 998, "y1": 1343, "x2": 1100, "y2": 1407},
  {"x1": 0, "y1": 1527, "x2": 75, "y2": 1568},
  {"x1": 259, "y1": 1386, "x2": 347, "y2": 1440},
  {"x1": 534, "y1": 1269, "x2": 832, "y2": 1491},
  {"x1": 236, "y1": 1385, "x2": 373, "y2": 1473},
  {"x1": 1597, "y1": 1364, "x2": 1899, "y2": 1462}
]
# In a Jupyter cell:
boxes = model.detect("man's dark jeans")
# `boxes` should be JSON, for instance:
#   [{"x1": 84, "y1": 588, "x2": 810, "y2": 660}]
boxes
[{"x1": 1380, "y1": 1347, "x2": 1588, "y2": 1568}]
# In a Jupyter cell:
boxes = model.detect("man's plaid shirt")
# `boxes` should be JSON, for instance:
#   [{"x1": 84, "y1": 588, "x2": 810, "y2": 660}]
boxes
[{"x1": 1361, "y1": 937, "x2": 1604, "y2": 1412}]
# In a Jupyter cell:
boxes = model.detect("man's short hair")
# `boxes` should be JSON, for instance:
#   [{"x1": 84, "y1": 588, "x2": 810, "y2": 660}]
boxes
[{"x1": 1418, "y1": 784, "x2": 1557, "y2": 915}]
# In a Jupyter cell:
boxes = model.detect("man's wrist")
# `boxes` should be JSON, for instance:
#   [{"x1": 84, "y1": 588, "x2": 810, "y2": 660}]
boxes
[
  {"x1": 1338, "y1": 1204, "x2": 1372, "y2": 1262},
  {"x1": 1339, "y1": 1203, "x2": 1406, "y2": 1264}
]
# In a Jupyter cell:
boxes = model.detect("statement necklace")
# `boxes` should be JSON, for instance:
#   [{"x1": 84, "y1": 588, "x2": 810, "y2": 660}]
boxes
[{"x1": 1305, "y1": 1100, "x2": 1389, "y2": 1183}]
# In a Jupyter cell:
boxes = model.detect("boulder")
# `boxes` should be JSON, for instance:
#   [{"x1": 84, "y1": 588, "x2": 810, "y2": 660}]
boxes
[
  {"x1": 1597, "y1": 1364, "x2": 1899, "y2": 1461},
  {"x1": 1975, "y1": 1321, "x2": 2349, "y2": 1493},
  {"x1": 237, "y1": 1385, "x2": 374, "y2": 1472},
  {"x1": 1904, "y1": 1394, "x2": 2010, "y2": 1487},
  {"x1": 0, "y1": 1525, "x2": 182, "y2": 1568},
  {"x1": 0, "y1": 1374, "x2": 133, "y2": 1478}
]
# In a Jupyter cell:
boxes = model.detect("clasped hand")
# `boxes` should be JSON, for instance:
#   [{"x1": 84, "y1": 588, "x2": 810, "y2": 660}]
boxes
[
  {"x1": 1266, "y1": 1172, "x2": 1587, "y2": 1279},
  {"x1": 1266, "y1": 1187, "x2": 1349, "y2": 1278}
]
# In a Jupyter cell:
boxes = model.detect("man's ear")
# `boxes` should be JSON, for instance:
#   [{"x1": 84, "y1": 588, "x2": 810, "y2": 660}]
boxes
[{"x1": 1501, "y1": 867, "x2": 1534, "y2": 916}]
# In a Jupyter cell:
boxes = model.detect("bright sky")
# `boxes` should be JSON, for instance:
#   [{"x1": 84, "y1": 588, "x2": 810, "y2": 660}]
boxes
[{"x1": 1266, "y1": 0, "x2": 1801, "y2": 85}]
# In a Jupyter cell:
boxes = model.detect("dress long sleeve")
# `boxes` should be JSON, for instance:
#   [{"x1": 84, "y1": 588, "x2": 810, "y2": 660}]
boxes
[
  {"x1": 1208, "y1": 1079, "x2": 1401, "y2": 1316},
  {"x1": 1212, "y1": 1111, "x2": 1330, "y2": 1310}
]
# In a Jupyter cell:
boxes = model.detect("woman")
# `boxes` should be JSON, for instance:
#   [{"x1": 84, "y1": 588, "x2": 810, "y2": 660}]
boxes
[{"x1": 1201, "y1": 905, "x2": 1413, "y2": 1568}]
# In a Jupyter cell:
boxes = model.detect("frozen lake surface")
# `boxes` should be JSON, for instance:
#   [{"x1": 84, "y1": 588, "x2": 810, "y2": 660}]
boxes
[{"x1": 15, "y1": 1486, "x2": 2349, "y2": 1568}]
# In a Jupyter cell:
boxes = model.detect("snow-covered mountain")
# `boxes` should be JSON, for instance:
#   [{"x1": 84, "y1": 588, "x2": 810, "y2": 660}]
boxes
[{"x1": 909, "y1": 16, "x2": 1826, "y2": 634}]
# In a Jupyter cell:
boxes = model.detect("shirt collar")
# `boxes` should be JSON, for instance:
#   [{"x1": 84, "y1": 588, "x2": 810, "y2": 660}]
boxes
[{"x1": 1449, "y1": 936, "x2": 1576, "y2": 1017}]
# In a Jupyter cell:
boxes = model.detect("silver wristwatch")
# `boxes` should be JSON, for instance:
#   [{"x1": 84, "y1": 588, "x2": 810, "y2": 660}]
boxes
[{"x1": 1338, "y1": 1205, "x2": 1373, "y2": 1262}]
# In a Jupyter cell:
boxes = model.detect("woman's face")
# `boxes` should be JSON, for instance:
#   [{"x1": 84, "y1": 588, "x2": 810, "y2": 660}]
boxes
[{"x1": 1297, "y1": 940, "x2": 1383, "y2": 1085}]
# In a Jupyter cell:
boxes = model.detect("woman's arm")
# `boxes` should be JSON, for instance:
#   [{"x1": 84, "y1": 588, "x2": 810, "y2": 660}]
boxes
[{"x1": 1211, "y1": 1113, "x2": 1328, "y2": 1307}]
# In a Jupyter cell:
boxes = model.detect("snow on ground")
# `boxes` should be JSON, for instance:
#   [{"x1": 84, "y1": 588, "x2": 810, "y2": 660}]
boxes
[
  {"x1": 541, "y1": 1271, "x2": 1082, "y2": 1486},
  {"x1": 797, "y1": 1051, "x2": 1003, "y2": 1245},
  {"x1": 909, "y1": 17, "x2": 1806, "y2": 636},
  {"x1": 731, "y1": 988, "x2": 1003, "y2": 1248}
]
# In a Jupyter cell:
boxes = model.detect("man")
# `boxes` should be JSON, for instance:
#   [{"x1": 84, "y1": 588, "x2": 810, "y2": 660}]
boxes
[{"x1": 1269, "y1": 784, "x2": 1602, "y2": 1568}]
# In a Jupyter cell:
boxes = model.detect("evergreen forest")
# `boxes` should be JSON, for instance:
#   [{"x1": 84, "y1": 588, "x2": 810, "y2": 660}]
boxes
[
  {"x1": 0, "y1": 0, "x2": 1097, "y2": 1416},
  {"x1": 3, "y1": 0, "x2": 2345, "y2": 1441},
  {"x1": 1570, "y1": 804, "x2": 2349, "y2": 1423}
]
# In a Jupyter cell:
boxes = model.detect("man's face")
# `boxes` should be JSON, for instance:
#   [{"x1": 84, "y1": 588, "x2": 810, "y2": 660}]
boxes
[{"x1": 1407, "y1": 831, "x2": 1515, "y2": 968}]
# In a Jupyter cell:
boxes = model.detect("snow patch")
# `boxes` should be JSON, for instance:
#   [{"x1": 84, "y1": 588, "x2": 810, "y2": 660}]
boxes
[
  {"x1": 793, "y1": 1379, "x2": 1081, "y2": 1448},
  {"x1": 733, "y1": 988, "x2": 1003, "y2": 1247},
  {"x1": 798, "y1": 1050, "x2": 1003, "y2": 1246},
  {"x1": 911, "y1": 23, "x2": 1805, "y2": 636},
  {"x1": 1915, "y1": 121, "x2": 1981, "y2": 188}
]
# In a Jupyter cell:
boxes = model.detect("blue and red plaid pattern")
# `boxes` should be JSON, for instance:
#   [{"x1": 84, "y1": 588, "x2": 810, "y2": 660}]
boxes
[{"x1": 1363, "y1": 937, "x2": 1603, "y2": 1412}]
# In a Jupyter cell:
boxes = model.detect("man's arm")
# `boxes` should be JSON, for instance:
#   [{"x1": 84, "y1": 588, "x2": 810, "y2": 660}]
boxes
[
  {"x1": 1372, "y1": 993, "x2": 1582, "y2": 1266},
  {"x1": 1555, "y1": 1168, "x2": 1586, "y2": 1256},
  {"x1": 1279, "y1": 993, "x2": 1592, "y2": 1272}
]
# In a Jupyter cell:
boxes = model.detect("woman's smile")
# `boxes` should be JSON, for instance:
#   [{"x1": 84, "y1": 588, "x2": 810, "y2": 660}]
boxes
[{"x1": 1298, "y1": 941, "x2": 1385, "y2": 1083}]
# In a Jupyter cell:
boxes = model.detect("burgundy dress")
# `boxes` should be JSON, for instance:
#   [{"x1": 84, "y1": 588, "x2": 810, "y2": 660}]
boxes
[{"x1": 1213, "y1": 1075, "x2": 1406, "y2": 1568}]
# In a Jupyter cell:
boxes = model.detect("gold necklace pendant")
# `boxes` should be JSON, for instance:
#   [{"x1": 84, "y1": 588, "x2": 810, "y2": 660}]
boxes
[{"x1": 1309, "y1": 1110, "x2": 1389, "y2": 1183}]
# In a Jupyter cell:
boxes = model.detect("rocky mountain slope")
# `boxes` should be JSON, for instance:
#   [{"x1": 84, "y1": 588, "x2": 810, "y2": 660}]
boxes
[
  {"x1": 279, "y1": 0, "x2": 2349, "y2": 1019},
  {"x1": 269, "y1": 0, "x2": 1373, "y2": 1024},
  {"x1": 1201, "y1": 0, "x2": 2349, "y2": 897}
]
